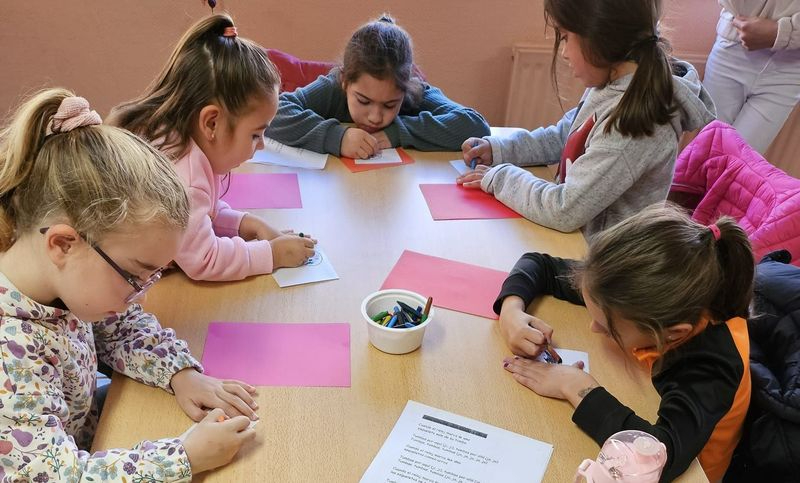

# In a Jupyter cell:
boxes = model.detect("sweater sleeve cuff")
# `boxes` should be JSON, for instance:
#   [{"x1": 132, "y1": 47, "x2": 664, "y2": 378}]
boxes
[
  {"x1": 249, "y1": 239, "x2": 274, "y2": 274},
  {"x1": 384, "y1": 123, "x2": 401, "y2": 147},
  {"x1": 135, "y1": 438, "x2": 193, "y2": 482},
  {"x1": 773, "y1": 17, "x2": 792, "y2": 50},
  {"x1": 486, "y1": 136, "x2": 505, "y2": 165},
  {"x1": 324, "y1": 124, "x2": 348, "y2": 157},
  {"x1": 164, "y1": 357, "x2": 204, "y2": 394},
  {"x1": 214, "y1": 206, "x2": 246, "y2": 238},
  {"x1": 572, "y1": 386, "x2": 627, "y2": 446},
  {"x1": 492, "y1": 280, "x2": 537, "y2": 315},
  {"x1": 480, "y1": 163, "x2": 509, "y2": 193}
]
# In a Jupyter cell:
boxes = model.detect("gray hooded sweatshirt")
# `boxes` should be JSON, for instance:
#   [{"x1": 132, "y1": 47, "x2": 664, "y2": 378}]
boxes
[{"x1": 480, "y1": 60, "x2": 716, "y2": 237}]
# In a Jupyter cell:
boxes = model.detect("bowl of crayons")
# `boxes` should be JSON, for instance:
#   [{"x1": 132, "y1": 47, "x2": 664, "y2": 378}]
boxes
[{"x1": 361, "y1": 289, "x2": 434, "y2": 354}]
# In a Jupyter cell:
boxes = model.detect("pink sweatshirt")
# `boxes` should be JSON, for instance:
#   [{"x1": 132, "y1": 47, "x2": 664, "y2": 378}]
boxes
[{"x1": 172, "y1": 140, "x2": 273, "y2": 280}]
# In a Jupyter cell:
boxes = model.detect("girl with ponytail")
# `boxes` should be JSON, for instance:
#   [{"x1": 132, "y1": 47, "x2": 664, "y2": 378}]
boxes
[
  {"x1": 112, "y1": 14, "x2": 316, "y2": 282},
  {"x1": 494, "y1": 204, "x2": 754, "y2": 481},
  {"x1": 1, "y1": 89, "x2": 256, "y2": 481},
  {"x1": 458, "y1": 0, "x2": 716, "y2": 237}
]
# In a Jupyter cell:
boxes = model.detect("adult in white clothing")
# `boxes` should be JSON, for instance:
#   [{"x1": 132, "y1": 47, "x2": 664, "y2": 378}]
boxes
[{"x1": 703, "y1": 1, "x2": 800, "y2": 154}]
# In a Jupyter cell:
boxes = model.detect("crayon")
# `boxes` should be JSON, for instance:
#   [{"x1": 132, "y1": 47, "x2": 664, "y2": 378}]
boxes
[
  {"x1": 469, "y1": 140, "x2": 479, "y2": 170},
  {"x1": 371, "y1": 311, "x2": 389, "y2": 322},
  {"x1": 423, "y1": 297, "x2": 433, "y2": 316}
]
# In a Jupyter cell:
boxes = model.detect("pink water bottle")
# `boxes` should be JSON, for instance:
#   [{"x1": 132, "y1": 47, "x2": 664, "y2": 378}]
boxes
[{"x1": 574, "y1": 430, "x2": 667, "y2": 482}]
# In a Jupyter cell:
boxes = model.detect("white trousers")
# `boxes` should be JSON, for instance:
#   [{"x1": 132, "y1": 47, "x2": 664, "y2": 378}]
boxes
[{"x1": 703, "y1": 36, "x2": 800, "y2": 154}]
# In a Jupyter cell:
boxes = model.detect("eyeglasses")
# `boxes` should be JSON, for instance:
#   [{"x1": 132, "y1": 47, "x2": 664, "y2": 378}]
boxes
[{"x1": 39, "y1": 227, "x2": 164, "y2": 304}]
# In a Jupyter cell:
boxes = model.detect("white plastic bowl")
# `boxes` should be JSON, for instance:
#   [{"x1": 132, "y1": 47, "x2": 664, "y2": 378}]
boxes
[{"x1": 361, "y1": 289, "x2": 434, "y2": 354}]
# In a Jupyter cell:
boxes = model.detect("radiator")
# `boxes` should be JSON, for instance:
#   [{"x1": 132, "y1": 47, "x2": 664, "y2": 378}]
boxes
[{"x1": 504, "y1": 44, "x2": 799, "y2": 177}]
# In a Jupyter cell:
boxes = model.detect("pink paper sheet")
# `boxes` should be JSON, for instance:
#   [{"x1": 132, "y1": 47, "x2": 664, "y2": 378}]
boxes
[
  {"x1": 419, "y1": 184, "x2": 522, "y2": 220},
  {"x1": 202, "y1": 322, "x2": 350, "y2": 387},
  {"x1": 380, "y1": 250, "x2": 507, "y2": 319},
  {"x1": 220, "y1": 173, "x2": 302, "y2": 209}
]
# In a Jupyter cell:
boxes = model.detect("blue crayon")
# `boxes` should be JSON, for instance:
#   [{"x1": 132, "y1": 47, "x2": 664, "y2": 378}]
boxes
[{"x1": 469, "y1": 140, "x2": 479, "y2": 170}]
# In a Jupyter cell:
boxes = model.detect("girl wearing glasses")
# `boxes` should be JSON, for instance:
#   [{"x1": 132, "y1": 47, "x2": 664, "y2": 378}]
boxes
[{"x1": 0, "y1": 89, "x2": 256, "y2": 481}]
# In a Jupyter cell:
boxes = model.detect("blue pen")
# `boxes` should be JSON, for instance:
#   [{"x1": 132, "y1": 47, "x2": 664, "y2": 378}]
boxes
[{"x1": 469, "y1": 140, "x2": 479, "y2": 170}]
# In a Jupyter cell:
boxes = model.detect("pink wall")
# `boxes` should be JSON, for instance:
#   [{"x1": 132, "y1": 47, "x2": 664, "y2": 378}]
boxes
[{"x1": 1, "y1": 0, "x2": 721, "y2": 125}]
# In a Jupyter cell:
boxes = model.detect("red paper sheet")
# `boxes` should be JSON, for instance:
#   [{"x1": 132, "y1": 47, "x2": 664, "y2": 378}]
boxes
[
  {"x1": 202, "y1": 322, "x2": 350, "y2": 387},
  {"x1": 220, "y1": 173, "x2": 302, "y2": 209},
  {"x1": 380, "y1": 250, "x2": 507, "y2": 319},
  {"x1": 419, "y1": 184, "x2": 522, "y2": 220}
]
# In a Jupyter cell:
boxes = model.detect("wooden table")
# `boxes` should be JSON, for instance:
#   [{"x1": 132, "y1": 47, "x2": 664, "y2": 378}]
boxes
[{"x1": 93, "y1": 147, "x2": 707, "y2": 482}]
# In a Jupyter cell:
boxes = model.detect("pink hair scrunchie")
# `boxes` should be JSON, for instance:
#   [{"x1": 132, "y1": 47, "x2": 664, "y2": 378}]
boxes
[
  {"x1": 708, "y1": 223, "x2": 721, "y2": 241},
  {"x1": 47, "y1": 96, "x2": 102, "y2": 135}
]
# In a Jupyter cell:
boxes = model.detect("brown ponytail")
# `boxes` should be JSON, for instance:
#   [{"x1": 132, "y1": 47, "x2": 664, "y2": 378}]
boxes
[
  {"x1": 576, "y1": 204, "x2": 754, "y2": 349},
  {"x1": 109, "y1": 14, "x2": 280, "y2": 156},
  {"x1": 544, "y1": 0, "x2": 676, "y2": 138}
]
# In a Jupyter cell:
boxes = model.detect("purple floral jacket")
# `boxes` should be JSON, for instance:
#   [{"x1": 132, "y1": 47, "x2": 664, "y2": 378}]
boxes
[{"x1": 0, "y1": 272, "x2": 201, "y2": 482}]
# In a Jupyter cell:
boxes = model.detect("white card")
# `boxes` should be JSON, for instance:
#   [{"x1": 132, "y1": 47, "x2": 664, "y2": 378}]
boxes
[
  {"x1": 272, "y1": 248, "x2": 339, "y2": 288},
  {"x1": 354, "y1": 148, "x2": 404, "y2": 164},
  {"x1": 450, "y1": 159, "x2": 472, "y2": 175},
  {"x1": 361, "y1": 400, "x2": 552, "y2": 483},
  {"x1": 248, "y1": 138, "x2": 328, "y2": 170},
  {"x1": 179, "y1": 417, "x2": 259, "y2": 440},
  {"x1": 536, "y1": 348, "x2": 590, "y2": 373}
]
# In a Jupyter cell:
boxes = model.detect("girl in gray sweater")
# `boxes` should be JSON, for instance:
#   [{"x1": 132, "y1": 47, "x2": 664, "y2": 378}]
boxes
[
  {"x1": 265, "y1": 15, "x2": 490, "y2": 159},
  {"x1": 457, "y1": 0, "x2": 716, "y2": 237}
]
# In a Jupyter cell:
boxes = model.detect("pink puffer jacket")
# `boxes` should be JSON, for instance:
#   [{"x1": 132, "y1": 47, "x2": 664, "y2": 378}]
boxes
[{"x1": 671, "y1": 121, "x2": 800, "y2": 266}]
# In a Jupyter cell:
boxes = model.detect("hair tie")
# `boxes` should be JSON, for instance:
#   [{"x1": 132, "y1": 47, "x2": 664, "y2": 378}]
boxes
[
  {"x1": 630, "y1": 34, "x2": 659, "y2": 51},
  {"x1": 223, "y1": 26, "x2": 238, "y2": 38},
  {"x1": 47, "y1": 97, "x2": 102, "y2": 135},
  {"x1": 708, "y1": 223, "x2": 721, "y2": 241}
]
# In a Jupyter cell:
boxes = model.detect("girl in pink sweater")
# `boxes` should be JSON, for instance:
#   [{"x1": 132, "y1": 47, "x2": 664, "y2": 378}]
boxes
[{"x1": 111, "y1": 14, "x2": 315, "y2": 281}]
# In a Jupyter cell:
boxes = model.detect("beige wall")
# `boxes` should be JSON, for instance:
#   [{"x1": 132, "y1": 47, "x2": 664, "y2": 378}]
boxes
[
  {"x1": 1, "y1": 0, "x2": 720, "y2": 124},
  {"x1": 2, "y1": 1, "x2": 796, "y2": 174}
]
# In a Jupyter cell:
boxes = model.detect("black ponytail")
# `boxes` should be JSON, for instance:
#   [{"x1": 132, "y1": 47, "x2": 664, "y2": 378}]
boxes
[{"x1": 708, "y1": 216, "x2": 755, "y2": 321}]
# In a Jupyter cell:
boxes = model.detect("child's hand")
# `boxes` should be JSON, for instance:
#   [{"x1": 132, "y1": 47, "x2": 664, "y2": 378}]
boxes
[
  {"x1": 462, "y1": 137, "x2": 493, "y2": 166},
  {"x1": 498, "y1": 296, "x2": 554, "y2": 358},
  {"x1": 502, "y1": 356, "x2": 599, "y2": 408},
  {"x1": 239, "y1": 213, "x2": 281, "y2": 241},
  {"x1": 182, "y1": 408, "x2": 256, "y2": 475},
  {"x1": 732, "y1": 16, "x2": 779, "y2": 50},
  {"x1": 341, "y1": 128, "x2": 378, "y2": 159},
  {"x1": 272, "y1": 233, "x2": 317, "y2": 269},
  {"x1": 372, "y1": 130, "x2": 393, "y2": 150},
  {"x1": 170, "y1": 368, "x2": 259, "y2": 421},
  {"x1": 456, "y1": 164, "x2": 490, "y2": 189}
]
